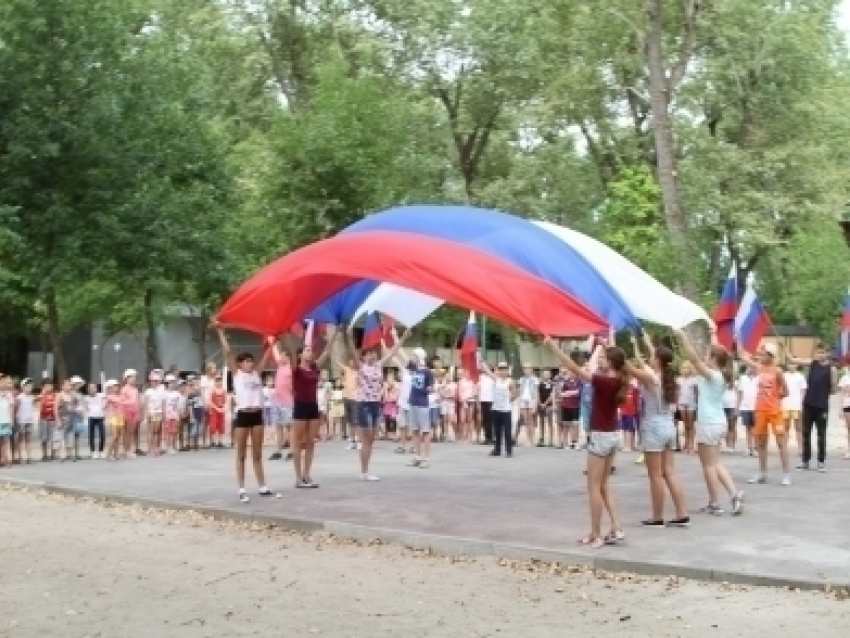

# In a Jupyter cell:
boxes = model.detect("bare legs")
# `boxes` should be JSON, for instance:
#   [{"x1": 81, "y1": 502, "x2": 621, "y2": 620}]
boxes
[
  {"x1": 358, "y1": 427, "x2": 375, "y2": 474},
  {"x1": 682, "y1": 410, "x2": 696, "y2": 453},
  {"x1": 644, "y1": 450, "x2": 688, "y2": 521},
  {"x1": 291, "y1": 419, "x2": 321, "y2": 484},
  {"x1": 697, "y1": 443, "x2": 737, "y2": 505},
  {"x1": 586, "y1": 453, "x2": 621, "y2": 541}
]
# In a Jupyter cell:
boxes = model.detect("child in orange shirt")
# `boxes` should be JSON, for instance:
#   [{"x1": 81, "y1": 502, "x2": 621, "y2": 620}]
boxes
[{"x1": 740, "y1": 344, "x2": 789, "y2": 485}]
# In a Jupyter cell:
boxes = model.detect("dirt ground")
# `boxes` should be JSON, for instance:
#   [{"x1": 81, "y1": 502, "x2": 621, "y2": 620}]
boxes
[{"x1": 0, "y1": 485, "x2": 847, "y2": 637}]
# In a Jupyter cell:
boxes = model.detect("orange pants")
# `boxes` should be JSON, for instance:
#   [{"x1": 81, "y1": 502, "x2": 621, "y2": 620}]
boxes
[{"x1": 754, "y1": 410, "x2": 785, "y2": 438}]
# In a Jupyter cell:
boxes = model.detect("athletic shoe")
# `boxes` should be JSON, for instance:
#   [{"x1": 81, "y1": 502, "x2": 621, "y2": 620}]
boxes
[
  {"x1": 408, "y1": 458, "x2": 421, "y2": 467},
  {"x1": 781, "y1": 476, "x2": 792, "y2": 486},
  {"x1": 635, "y1": 454, "x2": 644, "y2": 465},
  {"x1": 731, "y1": 492, "x2": 744, "y2": 516},
  {"x1": 818, "y1": 462, "x2": 826, "y2": 473},
  {"x1": 269, "y1": 452, "x2": 282, "y2": 461},
  {"x1": 258, "y1": 488, "x2": 274, "y2": 496},
  {"x1": 285, "y1": 453, "x2": 293, "y2": 461},
  {"x1": 796, "y1": 462, "x2": 809, "y2": 471},
  {"x1": 239, "y1": 491, "x2": 249, "y2": 503},
  {"x1": 136, "y1": 449, "x2": 147, "y2": 457},
  {"x1": 641, "y1": 519, "x2": 665, "y2": 528},
  {"x1": 360, "y1": 474, "x2": 380, "y2": 482},
  {"x1": 394, "y1": 447, "x2": 406, "y2": 454},
  {"x1": 747, "y1": 474, "x2": 767, "y2": 484},
  {"x1": 418, "y1": 460, "x2": 430, "y2": 469},
  {"x1": 666, "y1": 517, "x2": 691, "y2": 528},
  {"x1": 699, "y1": 503, "x2": 724, "y2": 515}
]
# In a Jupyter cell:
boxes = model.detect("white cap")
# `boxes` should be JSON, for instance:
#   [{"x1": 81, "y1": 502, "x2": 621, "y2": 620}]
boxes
[
  {"x1": 412, "y1": 347, "x2": 427, "y2": 362},
  {"x1": 497, "y1": 361, "x2": 509, "y2": 368},
  {"x1": 761, "y1": 343, "x2": 778, "y2": 358},
  {"x1": 70, "y1": 375, "x2": 84, "y2": 385},
  {"x1": 123, "y1": 368, "x2": 137, "y2": 380},
  {"x1": 164, "y1": 374, "x2": 177, "y2": 382},
  {"x1": 104, "y1": 379, "x2": 118, "y2": 389},
  {"x1": 149, "y1": 371, "x2": 161, "y2": 382},
  {"x1": 21, "y1": 378, "x2": 32, "y2": 387}
]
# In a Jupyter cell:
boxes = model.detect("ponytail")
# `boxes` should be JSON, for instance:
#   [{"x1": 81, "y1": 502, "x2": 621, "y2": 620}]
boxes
[{"x1": 655, "y1": 346, "x2": 678, "y2": 405}]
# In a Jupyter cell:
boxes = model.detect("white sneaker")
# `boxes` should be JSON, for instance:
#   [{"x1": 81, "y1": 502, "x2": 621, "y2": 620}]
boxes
[
  {"x1": 168, "y1": 449, "x2": 176, "y2": 455},
  {"x1": 781, "y1": 476, "x2": 791, "y2": 486},
  {"x1": 360, "y1": 474, "x2": 380, "y2": 482}
]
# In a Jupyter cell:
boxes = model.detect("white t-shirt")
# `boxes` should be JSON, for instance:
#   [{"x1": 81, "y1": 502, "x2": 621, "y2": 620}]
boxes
[
  {"x1": 84, "y1": 394, "x2": 105, "y2": 419},
  {"x1": 478, "y1": 375, "x2": 495, "y2": 402},
  {"x1": 677, "y1": 376, "x2": 698, "y2": 409},
  {"x1": 0, "y1": 392, "x2": 14, "y2": 424},
  {"x1": 165, "y1": 389, "x2": 183, "y2": 419},
  {"x1": 199, "y1": 375, "x2": 215, "y2": 407},
  {"x1": 398, "y1": 369, "x2": 412, "y2": 409},
  {"x1": 839, "y1": 373, "x2": 850, "y2": 407},
  {"x1": 16, "y1": 393, "x2": 35, "y2": 424},
  {"x1": 233, "y1": 370, "x2": 262, "y2": 410},
  {"x1": 145, "y1": 385, "x2": 167, "y2": 415},
  {"x1": 722, "y1": 386, "x2": 738, "y2": 409},
  {"x1": 782, "y1": 371, "x2": 807, "y2": 411},
  {"x1": 737, "y1": 374, "x2": 758, "y2": 411},
  {"x1": 262, "y1": 386, "x2": 273, "y2": 407}
]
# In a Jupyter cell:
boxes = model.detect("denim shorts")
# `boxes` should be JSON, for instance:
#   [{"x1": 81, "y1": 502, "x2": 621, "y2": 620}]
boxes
[
  {"x1": 587, "y1": 431, "x2": 620, "y2": 458},
  {"x1": 429, "y1": 407, "x2": 440, "y2": 427},
  {"x1": 409, "y1": 406, "x2": 432, "y2": 433},
  {"x1": 0, "y1": 423, "x2": 11, "y2": 438},
  {"x1": 39, "y1": 420, "x2": 56, "y2": 443},
  {"x1": 641, "y1": 415, "x2": 675, "y2": 453},
  {"x1": 357, "y1": 401, "x2": 381, "y2": 429}
]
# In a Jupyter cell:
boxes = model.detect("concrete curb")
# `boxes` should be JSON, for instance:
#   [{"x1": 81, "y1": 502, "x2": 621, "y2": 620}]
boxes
[{"x1": 4, "y1": 478, "x2": 847, "y2": 592}]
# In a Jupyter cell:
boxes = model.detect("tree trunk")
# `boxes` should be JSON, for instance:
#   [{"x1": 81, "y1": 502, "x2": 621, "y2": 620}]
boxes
[
  {"x1": 143, "y1": 288, "x2": 161, "y2": 372},
  {"x1": 45, "y1": 291, "x2": 67, "y2": 381},
  {"x1": 646, "y1": 0, "x2": 695, "y2": 300}
]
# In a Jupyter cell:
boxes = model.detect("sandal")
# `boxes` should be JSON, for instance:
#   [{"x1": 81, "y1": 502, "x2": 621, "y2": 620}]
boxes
[
  {"x1": 577, "y1": 535, "x2": 604, "y2": 549},
  {"x1": 604, "y1": 529, "x2": 625, "y2": 544}
]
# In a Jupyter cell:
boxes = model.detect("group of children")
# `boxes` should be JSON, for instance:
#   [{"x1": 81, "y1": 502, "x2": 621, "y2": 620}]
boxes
[{"x1": 0, "y1": 366, "x2": 234, "y2": 466}]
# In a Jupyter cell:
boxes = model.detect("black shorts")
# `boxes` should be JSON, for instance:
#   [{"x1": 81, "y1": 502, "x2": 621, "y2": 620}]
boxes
[
  {"x1": 740, "y1": 410, "x2": 755, "y2": 427},
  {"x1": 560, "y1": 407, "x2": 579, "y2": 423},
  {"x1": 235, "y1": 410, "x2": 263, "y2": 428},
  {"x1": 293, "y1": 401, "x2": 320, "y2": 421}
]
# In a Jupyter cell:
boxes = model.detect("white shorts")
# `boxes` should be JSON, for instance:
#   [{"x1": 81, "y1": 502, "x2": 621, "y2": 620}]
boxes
[
  {"x1": 696, "y1": 424, "x2": 726, "y2": 447},
  {"x1": 440, "y1": 401, "x2": 455, "y2": 416},
  {"x1": 397, "y1": 406, "x2": 410, "y2": 427}
]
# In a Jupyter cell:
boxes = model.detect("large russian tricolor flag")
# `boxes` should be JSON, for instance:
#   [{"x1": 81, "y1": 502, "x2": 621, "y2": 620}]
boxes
[
  {"x1": 361, "y1": 311, "x2": 383, "y2": 350},
  {"x1": 461, "y1": 311, "x2": 479, "y2": 381},
  {"x1": 734, "y1": 282, "x2": 772, "y2": 353},
  {"x1": 713, "y1": 264, "x2": 737, "y2": 349}
]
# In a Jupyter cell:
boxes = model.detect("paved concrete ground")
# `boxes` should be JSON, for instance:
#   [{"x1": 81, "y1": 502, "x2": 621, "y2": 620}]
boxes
[{"x1": 4, "y1": 427, "x2": 850, "y2": 590}]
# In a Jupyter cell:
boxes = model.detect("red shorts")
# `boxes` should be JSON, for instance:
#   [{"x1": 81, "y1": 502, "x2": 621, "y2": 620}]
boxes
[
  {"x1": 164, "y1": 419, "x2": 179, "y2": 436},
  {"x1": 207, "y1": 410, "x2": 224, "y2": 435}
]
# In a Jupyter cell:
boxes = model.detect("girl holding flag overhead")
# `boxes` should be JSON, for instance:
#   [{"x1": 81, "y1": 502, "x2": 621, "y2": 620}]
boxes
[
  {"x1": 544, "y1": 336, "x2": 626, "y2": 548},
  {"x1": 345, "y1": 323, "x2": 410, "y2": 482},
  {"x1": 675, "y1": 329, "x2": 744, "y2": 515}
]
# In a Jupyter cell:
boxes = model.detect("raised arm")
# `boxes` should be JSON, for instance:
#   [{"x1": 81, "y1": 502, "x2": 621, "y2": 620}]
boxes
[
  {"x1": 214, "y1": 325, "x2": 238, "y2": 372},
  {"x1": 315, "y1": 329, "x2": 339, "y2": 368},
  {"x1": 623, "y1": 360, "x2": 657, "y2": 387},
  {"x1": 345, "y1": 327, "x2": 360, "y2": 371},
  {"x1": 378, "y1": 327, "x2": 411, "y2": 367},
  {"x1": 737, "y1": 347, "x2": 759, "y2": 370},
  {"x1": 675, "y1": 329, "x2": 713, "y2": 380},
  {"x1": 543, "y1": 336, "x2": 592, "y2": 383},
  {"x1": 256, "y1": 337, "x2": 273, "y2": 372}
]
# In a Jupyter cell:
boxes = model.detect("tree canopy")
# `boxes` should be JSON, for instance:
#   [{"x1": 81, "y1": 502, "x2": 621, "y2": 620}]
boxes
[{"x1": 1, "y1": 0, "x2": 849, "y2": 373}]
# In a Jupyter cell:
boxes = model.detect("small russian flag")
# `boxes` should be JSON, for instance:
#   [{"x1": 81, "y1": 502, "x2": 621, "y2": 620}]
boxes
[
  {"x1": 460, "y1": 311, "x2": 479, "y2": 382},
  {"x1": 713, "y1": 264, "x2": 737, "y2": 349},
  {"x1": 733, "y1": 281, "x2": 772, "y2": 353},
  {"x1": 291, "y1": 320, "x2": 325, "y2": 349},
  {"x1": 361, "y1": 312, "x2": 383, "y2": 350}
]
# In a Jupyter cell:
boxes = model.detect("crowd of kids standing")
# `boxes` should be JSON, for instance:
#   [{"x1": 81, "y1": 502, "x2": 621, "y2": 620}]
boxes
[{"x1": 1, "y1": 324, "x2": 846, "y2": 545}]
